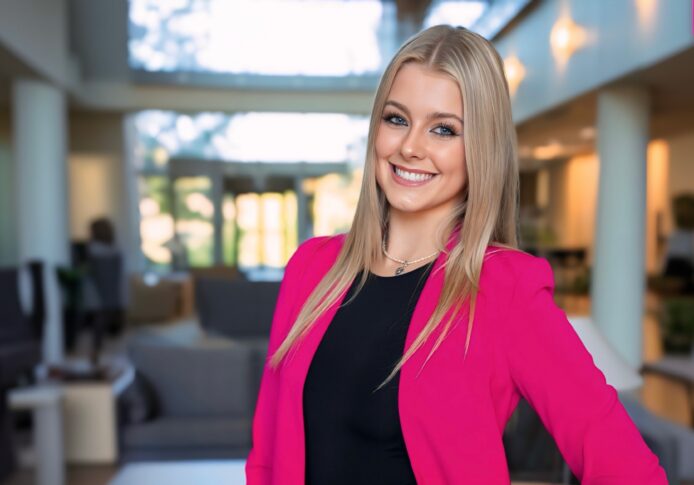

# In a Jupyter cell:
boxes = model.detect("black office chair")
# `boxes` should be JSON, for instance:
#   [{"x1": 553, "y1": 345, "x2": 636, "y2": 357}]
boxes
[
  {"x1": 86, "y1": 251, "x2": 125, "y2": 365},
  {"x1": 0, "y1": 264, "x2": 43, "y2": 481}
]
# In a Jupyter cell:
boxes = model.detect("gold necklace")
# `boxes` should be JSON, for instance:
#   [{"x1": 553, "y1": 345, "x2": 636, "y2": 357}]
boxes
[{"x1": 381, "y1": 238, "x2": 440, "y2": 275}]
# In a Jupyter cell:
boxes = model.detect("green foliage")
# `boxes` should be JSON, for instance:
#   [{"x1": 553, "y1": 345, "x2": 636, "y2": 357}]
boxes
[
  {"x1": 659, "y1": 297, "x2": 694, "y2": 354},
  {"x1": 672, "y1": 193, "x2": 694, "y2": 230}
]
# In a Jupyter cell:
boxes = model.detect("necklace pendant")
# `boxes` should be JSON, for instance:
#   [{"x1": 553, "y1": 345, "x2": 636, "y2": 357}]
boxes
[{"x1": 395, "y1": 265, "x2": 405, "y2": 275}]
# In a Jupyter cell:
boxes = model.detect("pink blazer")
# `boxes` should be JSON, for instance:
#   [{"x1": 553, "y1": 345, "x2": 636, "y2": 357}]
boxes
[{"x1": 245, "y1": 231, "x2": 667, "y2": 484}]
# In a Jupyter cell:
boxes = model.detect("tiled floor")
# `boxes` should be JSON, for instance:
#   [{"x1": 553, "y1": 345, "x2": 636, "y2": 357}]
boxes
[{"x1": 4, "y1": 292, "x2": 692, "y2": 485}]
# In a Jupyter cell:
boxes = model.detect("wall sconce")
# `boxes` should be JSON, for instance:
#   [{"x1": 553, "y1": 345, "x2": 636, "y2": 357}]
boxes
[
  {"x1": 503, "y1": 55, "x2": 526, "y2": 96},
  {"x1": 635, "y1": 0, "x2": 657, "y2": 31},
  {"x1": 579, "y1": 126, "x2": 596, "y2": 140},
  {"x1": 533, "y1": 140, "x2": 564, "y2": 160},
  {"x1": 550, "y1": 16, "x2": 587, "y2": 67}
]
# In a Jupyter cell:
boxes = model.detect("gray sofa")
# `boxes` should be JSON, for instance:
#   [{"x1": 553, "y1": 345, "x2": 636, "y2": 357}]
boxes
[
  {"x1": 117, "y1": 276, "x2": 281, "y2": 463},
  {"x1": 194, "y1": 277, "x2": 280, "y2": 399},
  {"x1": 118, "y1": 326, "x2": 259, "y2": 462}
]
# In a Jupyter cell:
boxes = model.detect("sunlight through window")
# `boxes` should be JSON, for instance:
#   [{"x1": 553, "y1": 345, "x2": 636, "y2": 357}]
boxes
[
  {"x1": 133, "y1": 110, "x2": 369, "y2": 168},
  {"x1": 129, "y1": 0, "x2": 383, "y2": 75}
]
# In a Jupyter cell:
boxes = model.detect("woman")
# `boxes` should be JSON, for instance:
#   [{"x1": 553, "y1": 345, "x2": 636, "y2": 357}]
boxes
[{"x1": 246, "y1": 25, "x2": 667, "y2": 484}]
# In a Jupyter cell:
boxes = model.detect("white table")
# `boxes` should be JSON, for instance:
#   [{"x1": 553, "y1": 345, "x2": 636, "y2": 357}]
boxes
[
  {"x1": 40, "y1": 359, "x2": 134, "y2": 464},
  {"x1": 8, "y1": 384, "x2": 65, "y2": 485},
  {"x1": 109, "y1": 460, "x2": 247, "y2": 485}
]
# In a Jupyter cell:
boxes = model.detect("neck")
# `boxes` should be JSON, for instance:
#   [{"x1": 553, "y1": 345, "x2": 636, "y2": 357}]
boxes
[{"x1": 383, "y1": 206, "x2": 457, "y2": 261}]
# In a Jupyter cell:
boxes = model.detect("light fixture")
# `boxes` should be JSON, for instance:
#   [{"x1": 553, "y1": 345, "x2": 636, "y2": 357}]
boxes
[
  {"x1": 503, "y1": 55, "x2": 526, "y2": 96},
  {"x1": 550, "y1": 16, "x2": 587, "y2": 67},
  {"x1": 635, "y1": 0, "x2": 657, "y2": 30},
  {"x1": 533, "y1": 140, "x2": 564, "y2": 160},
  {"x1": 579, "y1": 126, "x2": 596, "y2": 140}
]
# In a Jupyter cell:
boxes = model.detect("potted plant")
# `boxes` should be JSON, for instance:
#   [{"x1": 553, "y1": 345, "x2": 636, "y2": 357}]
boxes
[{"x1": 659, "y1": 297, "x2": 694, "y2": 355}]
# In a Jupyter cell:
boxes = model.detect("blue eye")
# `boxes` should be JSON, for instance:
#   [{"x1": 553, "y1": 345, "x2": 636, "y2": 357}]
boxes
[
  {"x1": 382, "y1": 112, "x2": 406, "y2": 125},
  {"x1": 381, "y1": 111, "x2": 460, "y2": 138},
  {"x1": 433, "y1": 123, "x2": 458, "y2": 137}
]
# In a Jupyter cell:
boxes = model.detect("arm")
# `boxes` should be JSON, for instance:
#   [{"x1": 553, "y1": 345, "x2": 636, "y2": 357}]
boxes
[
  {"x1": 245, "y1": 236, "x2": 328, "y2": 484},
  {"x1": 501, "y1": 256, "x2": 668, "y2": 484}
]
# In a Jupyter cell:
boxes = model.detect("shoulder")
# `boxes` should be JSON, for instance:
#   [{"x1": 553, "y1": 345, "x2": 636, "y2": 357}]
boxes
[{"x1": 481, "y1": 245, "x2": 555, "y2": 297}]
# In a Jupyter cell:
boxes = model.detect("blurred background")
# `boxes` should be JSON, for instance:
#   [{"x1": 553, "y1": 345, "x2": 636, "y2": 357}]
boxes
[{"x1": 0, "y1": 0, "x2": 693, "y2": 484}]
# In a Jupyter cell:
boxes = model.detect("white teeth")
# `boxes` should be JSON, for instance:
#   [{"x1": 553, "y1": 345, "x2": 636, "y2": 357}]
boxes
[{"x1": 394, "y1": 166, "x2": 434, "y2": 182}]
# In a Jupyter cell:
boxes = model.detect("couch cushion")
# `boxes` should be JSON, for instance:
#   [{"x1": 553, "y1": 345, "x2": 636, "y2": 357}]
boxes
[
  {"x1": 128, "y1": 338, "x2": 254, "y2": 417},
  {"x1": 123, "y1": 416, "x2": 251, "y2": 449},
  {"x1": 195, "y1": 279, "x2": 280, "y2": 338}
]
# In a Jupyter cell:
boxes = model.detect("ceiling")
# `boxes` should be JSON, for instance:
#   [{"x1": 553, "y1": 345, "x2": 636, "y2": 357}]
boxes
[
  {"x1": 516, "y1": 45, "x2": 694, "y2": 170},
  {"x1": 2, "y1": 0, "x2": 691, "y2": 154}
]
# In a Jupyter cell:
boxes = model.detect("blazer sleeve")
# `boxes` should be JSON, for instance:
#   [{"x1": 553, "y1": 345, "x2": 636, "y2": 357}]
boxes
[
  {"x1": 245, "y1": 236, "x2": 326, "y2": 484},
  {"x1": 500, "y1": 256, "x2": 668, "y2": 484}
]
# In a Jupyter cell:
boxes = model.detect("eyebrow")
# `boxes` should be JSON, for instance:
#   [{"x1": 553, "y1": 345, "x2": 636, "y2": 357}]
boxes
[{"x1": 384, "y1": 100, "x2": 464, "y2": 125}]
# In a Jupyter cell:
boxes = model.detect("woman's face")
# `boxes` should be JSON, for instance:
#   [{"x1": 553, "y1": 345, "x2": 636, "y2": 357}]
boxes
[{"x1": 375, "y1": 63, "x2": 467, "y2": 221}]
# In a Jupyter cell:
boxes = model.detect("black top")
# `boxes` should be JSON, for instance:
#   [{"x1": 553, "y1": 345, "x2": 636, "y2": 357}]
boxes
[{"x1": 303, "y1": 261, "x2": 434, "y2": 485}]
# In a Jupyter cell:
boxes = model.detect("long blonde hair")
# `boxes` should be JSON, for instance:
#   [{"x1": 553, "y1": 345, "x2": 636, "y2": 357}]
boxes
[{"x1": 270, "y1": 25, "x2": 521, "y2": 390}]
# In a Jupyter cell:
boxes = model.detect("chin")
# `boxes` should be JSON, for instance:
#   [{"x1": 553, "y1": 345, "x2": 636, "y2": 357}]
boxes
[{"x1": 385, "y1": 197, "x2": 431, "y2": 216}]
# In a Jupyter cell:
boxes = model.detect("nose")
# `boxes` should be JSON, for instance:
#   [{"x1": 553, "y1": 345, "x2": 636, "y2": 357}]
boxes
[{"x1": 400, "y1": 127, "x2": 426, "y2": 160}]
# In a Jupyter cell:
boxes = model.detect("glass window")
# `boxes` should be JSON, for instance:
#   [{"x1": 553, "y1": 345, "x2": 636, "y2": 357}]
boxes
[
  {"x1": 423, "y1": 1, "x2": 487, "y2": 29},
  {"x1": 132, "y1": 110, "x2": 369, "y2": 166},
  {"x1": 129, "y1": 0, "x2": 384, "y2": 76},
  {"x1": 128, "y1": 0, "x2": 489, "y2": 82}
]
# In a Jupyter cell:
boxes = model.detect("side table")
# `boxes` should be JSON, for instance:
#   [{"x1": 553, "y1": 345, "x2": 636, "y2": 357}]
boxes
[
  {"x1": 57, "y1": 362, "x2": 134, "y2": 464},
  {"x1": 35, "y1": 359, "x2": 135, "y2": 465},
  {"x1": 8, "y1": 385, "x2": 65, "y2": 485}
]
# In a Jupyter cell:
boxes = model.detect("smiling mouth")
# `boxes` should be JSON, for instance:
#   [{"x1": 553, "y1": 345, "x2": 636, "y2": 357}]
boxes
[{"x1": 389, "y1": 162, "x2": 438, "y2": 182}]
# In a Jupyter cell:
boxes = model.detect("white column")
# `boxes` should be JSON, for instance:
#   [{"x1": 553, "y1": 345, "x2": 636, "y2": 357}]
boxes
[
  {"x1": 122, "y1": 115, "x2": 146, "y2": 274},
  {"x1": 12, "y1": 79, "x2": 69, "y2": 364},
  {"x1": 592, "y1": 85, "x2": 650, "y2": 368}
]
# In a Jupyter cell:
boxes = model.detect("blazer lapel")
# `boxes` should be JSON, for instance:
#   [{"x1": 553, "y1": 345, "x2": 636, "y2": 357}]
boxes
[{"x1": 400, "y1": 226, "x2": 463, "y2": 377}]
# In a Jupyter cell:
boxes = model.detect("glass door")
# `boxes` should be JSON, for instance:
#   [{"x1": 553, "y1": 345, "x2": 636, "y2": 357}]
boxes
[
  {"x1": 234, "y1": 191, "x2": 298, "y2": 271},
  {"x1": 171, "y1": 176, "x2": 215, "y2": 268},
  {"x1": 167, "y1": 163, "x2": 299, "y2": 275}
]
